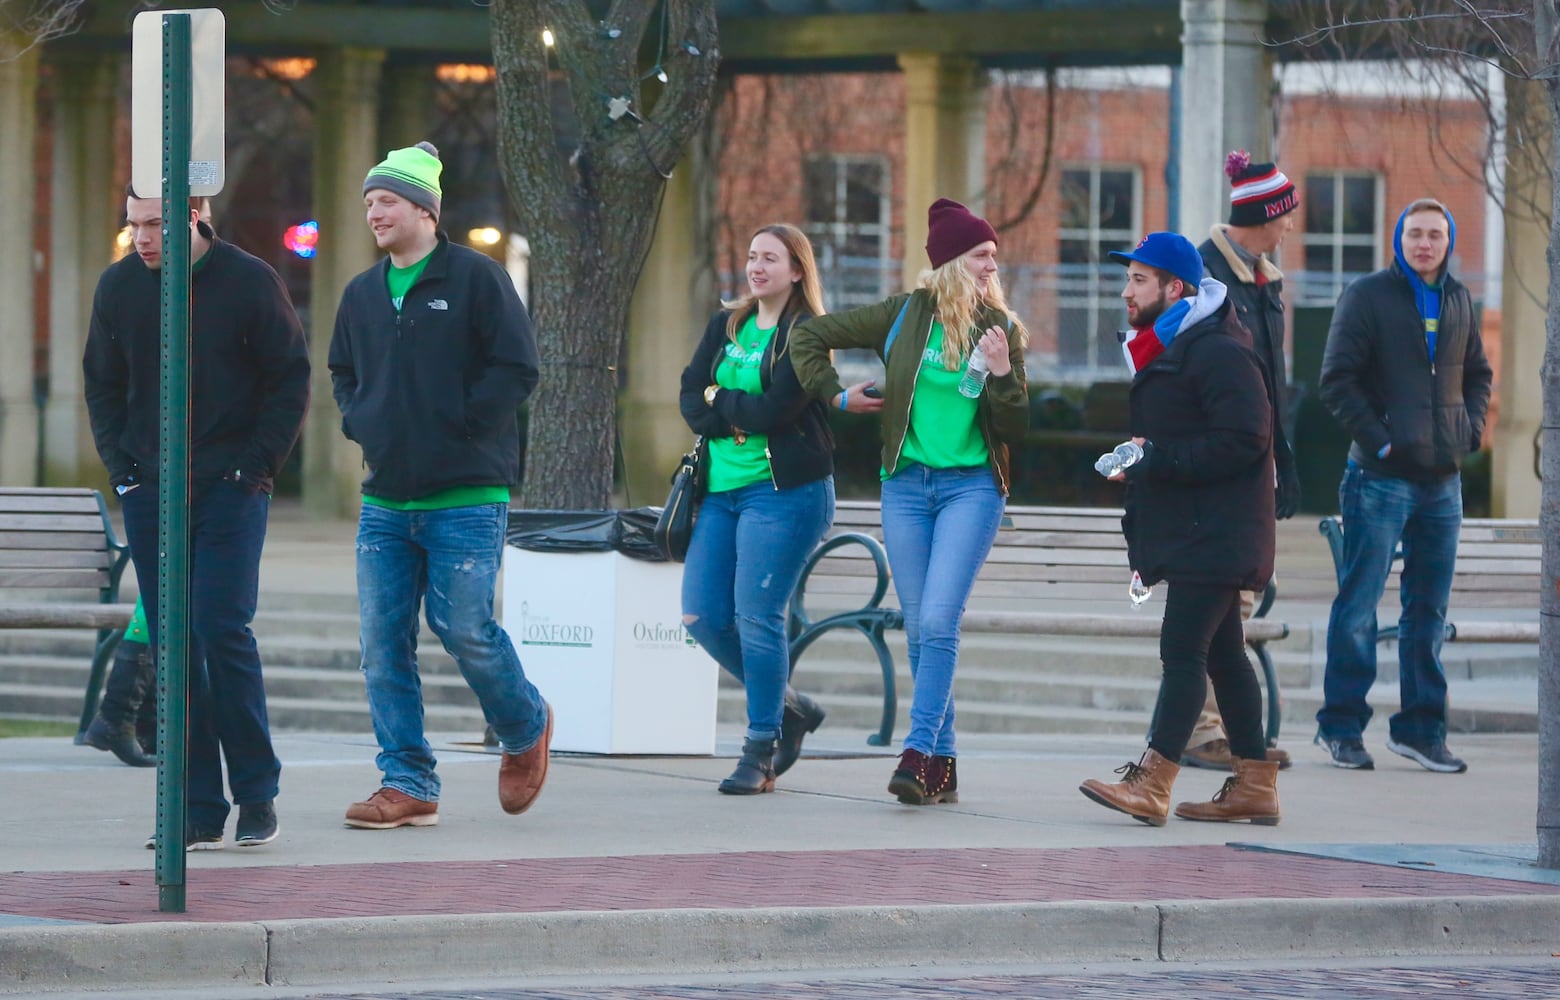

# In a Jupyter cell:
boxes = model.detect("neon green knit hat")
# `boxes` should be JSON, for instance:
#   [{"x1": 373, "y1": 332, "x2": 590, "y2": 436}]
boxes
[{"x1": 363, "y1": 140, "x2": 442, "y2": 221}]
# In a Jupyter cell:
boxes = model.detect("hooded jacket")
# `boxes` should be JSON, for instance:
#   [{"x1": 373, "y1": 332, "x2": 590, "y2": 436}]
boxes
[
  {"x1": 678, "y1": 308, "x2": 834, "y2": 491},
  {"x1": 790, "y1": 288, "x2": 1028, "y2": 495},
  {"x1": 1199, "y1": 225, "x2": 1300, "y2": 518},
  {"x1": 1121, "y1": 279, "x2": 1276, "y2": 590},
  {"x1": 82, "y1": 225, "x2": 310, "y2": 495},
  {"x1": 1318, "y1": 205, "x2": 1492, "y2": 481},
  {"x1": 329, "y1": 235, "x2": 540, "y2": 500}
]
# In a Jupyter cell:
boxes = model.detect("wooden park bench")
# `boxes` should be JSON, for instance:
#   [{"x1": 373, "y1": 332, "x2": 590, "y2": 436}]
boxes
[
  {"x1": 1318, "y1": 516, "x2": 1541, "y2": 644},
  {"x1": 0, "y1": 488, "x2": 135, "y2": 739},
  {"x1": 787, "y1": 500, "x2": 1289, "y2": 747}
]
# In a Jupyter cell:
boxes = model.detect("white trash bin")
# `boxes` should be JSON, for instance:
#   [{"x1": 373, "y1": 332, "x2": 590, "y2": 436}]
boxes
[{"x1": 501, "y1": 511, "x2": 717, "y2": 755}]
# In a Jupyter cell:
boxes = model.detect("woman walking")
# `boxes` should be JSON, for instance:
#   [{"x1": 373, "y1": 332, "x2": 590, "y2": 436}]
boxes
[
  {"x1": 1079, "y1": 232, "x2": 1280, "y2": 826},
  {"x1": 791, "y1": 199, "x2": 1029, "y2": 804},
  {"x1": 679, "y1": 224, "x2": 837, "y2": 795}
]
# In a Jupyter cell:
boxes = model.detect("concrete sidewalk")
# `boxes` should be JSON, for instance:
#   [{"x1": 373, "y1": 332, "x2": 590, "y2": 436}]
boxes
[{"x1": 2, "y1": 728, "x2": 1556, "y2": 994}]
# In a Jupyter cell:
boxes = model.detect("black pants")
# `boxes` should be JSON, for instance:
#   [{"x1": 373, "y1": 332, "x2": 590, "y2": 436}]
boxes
[{"x1": 1147, "y1": 581, "x2": 1266, "y2": 762}]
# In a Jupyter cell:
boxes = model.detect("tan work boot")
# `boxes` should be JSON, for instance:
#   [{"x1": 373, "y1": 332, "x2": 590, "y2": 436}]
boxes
[
  {"x1": 1079, "y1": 748, "x2": 1180, "y2": 826},
  {"x1": 1174, "y1": 757, "x2": 1281, "y2": 825}
]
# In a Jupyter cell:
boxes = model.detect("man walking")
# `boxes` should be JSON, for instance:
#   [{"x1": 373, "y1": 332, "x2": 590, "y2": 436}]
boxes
[
  {"x1": 1181, "y1": 150, "x2": 1302, "y2": 773},
  {"x1": 83, "y1": 187, "x2": 310, "y2": 849},
  {"x1": 1315, "y1": 198, "x2": 1492, "y2": 773},
  {"x1": 329, "y1": 141, "x2": 551, "y2": 830}
]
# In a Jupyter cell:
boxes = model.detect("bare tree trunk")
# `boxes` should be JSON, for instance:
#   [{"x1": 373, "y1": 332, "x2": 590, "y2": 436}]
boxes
[
  {"x1": 1534, "y1": 0, "x2": 1560, "y2": 870},
  {"x1": 489, "y1": 0, "x2": 718, "y2": 509}
]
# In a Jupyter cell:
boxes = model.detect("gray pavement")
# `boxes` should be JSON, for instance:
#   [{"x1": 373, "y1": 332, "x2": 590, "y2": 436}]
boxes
[{"x1": 1, "y1": 504, "x2": 1551, "y2": 995}]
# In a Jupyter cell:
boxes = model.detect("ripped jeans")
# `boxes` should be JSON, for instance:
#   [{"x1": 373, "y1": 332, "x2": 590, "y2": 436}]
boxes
[
  {"x1": 682, "y1": 477, "x2": 834, "y2": 741},
  {"x1": 356, "y1": 501, "x2": 548, "y2": 801}
]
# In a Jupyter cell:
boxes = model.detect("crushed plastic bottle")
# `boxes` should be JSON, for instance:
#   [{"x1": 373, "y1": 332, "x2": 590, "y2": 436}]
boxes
[
  {"x1": 1129, "y1": 571, "x2": 1153, "y2": 609},
  {"x1": 1095, "y1": 440, "x2": 1145, "y2": 477}
]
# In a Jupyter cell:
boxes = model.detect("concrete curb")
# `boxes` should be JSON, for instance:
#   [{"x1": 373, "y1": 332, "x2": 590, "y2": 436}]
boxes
[{"x1": 4, "y1": 895, "x2": 1560, "y2": 993}]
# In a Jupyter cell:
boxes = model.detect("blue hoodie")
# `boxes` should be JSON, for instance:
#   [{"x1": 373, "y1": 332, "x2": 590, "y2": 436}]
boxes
[{"x1": 1391, "y1": 203, "x2": 1457, "y2": 366}]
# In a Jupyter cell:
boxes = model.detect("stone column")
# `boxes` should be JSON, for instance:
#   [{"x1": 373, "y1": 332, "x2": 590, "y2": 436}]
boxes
[
  {"x1": 0, "y1": 35, "x2": 40, "y2": 486},
  {"x1": 45, "y1": 52, "x2": 120, "y2": 489},
  {"x1": 622, "y1": 148, "x2": 715, "y2": 509},
  {"x1": 1492, "y1": 78, "x2": 1546, "y2": 517},
  {"x1": 898, "y1": 53, "x2": 987, "y2": 289},
  {"x1": 1177, "y1": 0, "x2": 1273, "y2": 236},
  {"x1": 304, "y1": 47, "x2": 384, "y2": 518},
  {"x1": 378, "y1": 59, "x2": 435, "y2": 153}
]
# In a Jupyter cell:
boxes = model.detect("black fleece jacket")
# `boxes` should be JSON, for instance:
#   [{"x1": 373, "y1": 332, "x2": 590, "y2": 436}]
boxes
[
  {"x1": 678, "y1": 309, "x2": 834, "y2": 491},
  {"x1": 82, "y1": 229, "x2": 310, "y2": 495},
  {"x1": 329, "y1": 236, "x2": 540, "y2": 501}
]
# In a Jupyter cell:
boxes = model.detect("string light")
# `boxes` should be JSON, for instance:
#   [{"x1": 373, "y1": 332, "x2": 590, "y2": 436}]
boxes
[
  {"x1": 655, "y1": 67, "x2": 668, "y2": 84},
  {"x1": 541, "y1": 27, "x2": 554, "y2": 47}
]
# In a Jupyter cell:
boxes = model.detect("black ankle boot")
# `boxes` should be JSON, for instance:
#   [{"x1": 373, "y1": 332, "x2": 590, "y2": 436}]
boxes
[
  {"x1": 718, "y1": 738, "x2": 777, "y2": 795},
  {"x1": 888, "y1": 748, "x2": 931, "y2": 804},
  {"x1": 774, "y1": 691, "x2": 826, "y2": 777},
  {"x1": 84, "y1": 715, "x2": 156, "y2": 767}
]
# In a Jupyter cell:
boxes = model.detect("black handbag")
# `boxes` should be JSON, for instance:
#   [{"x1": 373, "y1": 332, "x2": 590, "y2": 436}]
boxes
[{"x1": 653, "y1": 437, "x2": 706, "y2": 562}]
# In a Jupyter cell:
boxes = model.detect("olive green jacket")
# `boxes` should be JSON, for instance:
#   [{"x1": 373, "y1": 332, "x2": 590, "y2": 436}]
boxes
[{"x1": 791, "y1": 288, "x2": 1028, "y2": 494}]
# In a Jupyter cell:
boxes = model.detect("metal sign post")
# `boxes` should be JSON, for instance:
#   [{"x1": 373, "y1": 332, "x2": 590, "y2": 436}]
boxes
[{"x1": 130, "y1": 6, "x2": 224, "y2": 914}]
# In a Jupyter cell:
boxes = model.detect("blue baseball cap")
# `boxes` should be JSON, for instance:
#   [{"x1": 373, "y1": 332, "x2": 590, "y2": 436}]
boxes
[{"x1": 1108, "y1": 232, "x2": 1203, "y2": 289}]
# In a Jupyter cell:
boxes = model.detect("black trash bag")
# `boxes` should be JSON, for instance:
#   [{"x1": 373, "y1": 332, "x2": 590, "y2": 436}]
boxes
[{"x1": 505, "y1": 508, "x2": 667, "y2": 562}]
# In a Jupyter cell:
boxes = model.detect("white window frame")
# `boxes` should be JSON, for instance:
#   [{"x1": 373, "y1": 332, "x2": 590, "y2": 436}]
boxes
[
  {"x1": 1054, "y1": 164, "x2": 1141, "y2": 378},
  {"x1": 803, "y1": 154, "x2": 892, "y2": 311},
  {"x1": 1299, "y1": 171, "x2": 1383, "y2": 305}
]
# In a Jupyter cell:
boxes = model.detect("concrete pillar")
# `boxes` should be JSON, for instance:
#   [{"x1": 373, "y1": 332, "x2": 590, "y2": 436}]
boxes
[
  {"x1": 898, "y1": 53, "x2": 987, "y2": 289},
  {"x1": 45, "y1": 52, "x2": 120, "y2": 489},
  {"x1": 304, "y1": 46, "x2": 385, "y2": 518},
  {"x1": 0, "y1": 34, "x2": 40, "y2": 486},
  {"x1": 1177, "y1": 0, "x2": 1273, "y2": 236},
  {"x1": 1492, "y1": 78, "x2": 1546, "y2": 517},
  {"x1": 622, "y1": 149, "x2": 716, "y2": 509}
]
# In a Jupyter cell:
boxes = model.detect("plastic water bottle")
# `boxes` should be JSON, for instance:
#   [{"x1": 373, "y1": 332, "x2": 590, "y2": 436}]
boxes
[
  {"x1": 1129, "y1": 571, "x2": 1153, "y2": 609},
  {"x1": 957, "y1": 348, "x2": 989, "y2": 398},
  {"x1": 1094, "y1": 440, "x2": 1145, "y2": 477}
]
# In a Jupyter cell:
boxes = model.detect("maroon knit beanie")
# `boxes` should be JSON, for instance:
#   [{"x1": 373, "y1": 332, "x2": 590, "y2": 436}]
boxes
[{"x1": 925, "y1": 198, "x2": 998, "y2": 269}]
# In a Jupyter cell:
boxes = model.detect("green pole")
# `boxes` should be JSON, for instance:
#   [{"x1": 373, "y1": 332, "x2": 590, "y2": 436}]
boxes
[{"x1": 155, "y1": 11, "x2": 192, "y2": 914}]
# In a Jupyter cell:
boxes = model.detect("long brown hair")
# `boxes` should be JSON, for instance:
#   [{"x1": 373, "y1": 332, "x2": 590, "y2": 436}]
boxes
[
  {"x1": 721, "y1": 224, "x2": 827, "y2": 343},
  {"x1": 916, "y1": 256, "x2": 1030, "y2": 369}
]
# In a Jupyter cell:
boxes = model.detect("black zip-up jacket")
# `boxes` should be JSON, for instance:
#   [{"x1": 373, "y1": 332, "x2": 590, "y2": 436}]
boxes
[
  {"x1": 329, "y1": 236, "x2": 540, "y2": 500},
  {"x1": 82, "y1": 228, "x2": 310, "y2": 495},
  {"x1": 678, "y1": 308, "x2": 834, "y2": 491},
  {"x1": 1122, "y1": 297, "x2": 1275, "y2": 591},
  {"x1": 1199, "y1": 226, "x2": 1300, "y2": 517},
  {"x1": 1319, "y1": 261, "x2": 1492, "y2": 481}
]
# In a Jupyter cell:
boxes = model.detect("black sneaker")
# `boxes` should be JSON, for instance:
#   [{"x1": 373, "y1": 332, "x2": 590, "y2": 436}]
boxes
[
  {"x1": 235, "y1": 800, "x2": 279, "y2": 847},
  {"x1": 1315, "y1": 733, "x2": 1375, "y2": 770},
  {"x1": 144, "y1": 827, "x2": 224, "y2": 851},
  {"x1": 1386, "y1": 737, "x2": 1468, "y2": 774}
]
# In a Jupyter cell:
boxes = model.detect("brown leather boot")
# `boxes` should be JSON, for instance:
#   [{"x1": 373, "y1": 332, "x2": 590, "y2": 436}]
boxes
[
  {"x1": 1174, "y1": 757, "x2": 1281, "y2": 825},
  {"x1": 1079, "y1": 749, "x2": 1179, "y2": 826}
]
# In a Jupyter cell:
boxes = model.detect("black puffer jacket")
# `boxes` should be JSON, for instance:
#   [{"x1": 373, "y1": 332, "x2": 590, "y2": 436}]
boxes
[
  {"x1": 678, "y1": 308, "x2": 834, "y2": 490},
  {"x1": 1319, "y1": 261, "x2": 1492, "y2": 481},
  {"x1": 1122, "y1": 289, "x2": 1275, "y2": 591}
]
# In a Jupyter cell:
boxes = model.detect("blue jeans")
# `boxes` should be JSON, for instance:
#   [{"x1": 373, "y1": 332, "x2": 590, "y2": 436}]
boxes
[
  {"x1": 121, "y1": 479, "x2": 280, "y2": 833},
  {"x1": 881, "y1": 464, "x2": 1005, "y2": 757},
  {"x1": 682, "y1": 478, "x2": 834, "y2": 741},
  {"x1": 357, "y1": 502, "x2": 548, "y2": 801},
  {"x1": 1318, "y1": 463, "x2": 1462, "y2": 744}
]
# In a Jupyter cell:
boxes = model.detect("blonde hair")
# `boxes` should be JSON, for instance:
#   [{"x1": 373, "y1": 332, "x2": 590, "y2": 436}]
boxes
[
  {"x1": 916, "y1": 256, "x2": 1030, "y2": 370},
  {"x1": 722, "y1": 224, "x2": 827, "y2": 343}
]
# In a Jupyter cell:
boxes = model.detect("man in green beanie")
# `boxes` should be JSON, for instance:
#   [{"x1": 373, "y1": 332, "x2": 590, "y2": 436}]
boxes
[{"x1": 329, "y1": 141, "x2": 550, "y2": 831}]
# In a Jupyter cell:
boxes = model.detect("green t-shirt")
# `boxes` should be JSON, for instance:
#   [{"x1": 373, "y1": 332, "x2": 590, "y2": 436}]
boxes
[
  {"x1": 362, "y1": 484, "x2": 511, "y2": 511},
  {"x1": 126, "y1": 597, "x2": 149, "y2": 645},
  {"x1": 387, "y1": 253, "x2": 432, "y2": 312},
  {"x1": 894, "y1": 321, "x2": 989, "y2": 476},
  {"x1": 706, "y1": 314, "x2": 777, "y2": 494}
]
